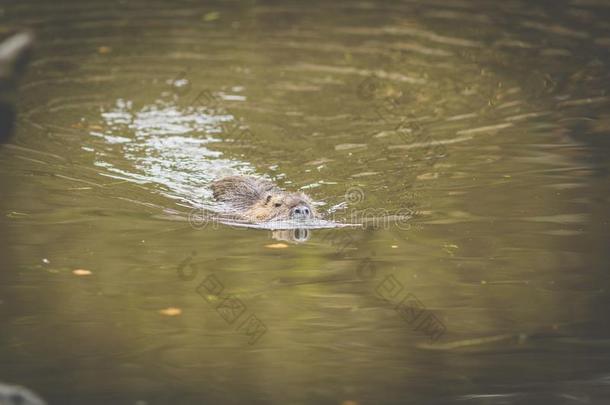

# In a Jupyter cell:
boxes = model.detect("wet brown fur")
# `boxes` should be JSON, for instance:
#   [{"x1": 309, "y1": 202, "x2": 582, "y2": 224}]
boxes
[{"x1": 211, "y1": 176, "x2": 318, "y2": 222}]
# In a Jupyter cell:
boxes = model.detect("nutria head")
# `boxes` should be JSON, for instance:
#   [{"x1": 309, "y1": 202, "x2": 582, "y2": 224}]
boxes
[
  {"x1": 246, "y1": 190, "x2": 317, "y2": 221},
  {"x1": 211, "y1": 175, "x2": 319, "y2": 223}
]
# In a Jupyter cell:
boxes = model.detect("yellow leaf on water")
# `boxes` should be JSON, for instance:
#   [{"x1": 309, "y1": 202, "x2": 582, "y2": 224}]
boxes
[
  {"x1": 159, "y1": 307, "x2": 182, "y2": 316},
  {"x1": 73, "y1": 269, "x2": 92, "y2": 276},
  {"x1": 98, "y1": 46, "x2": 112, "y2": 54},
  {"x1": 265, "y1": 243, "x2": 289, "y2": 249}
]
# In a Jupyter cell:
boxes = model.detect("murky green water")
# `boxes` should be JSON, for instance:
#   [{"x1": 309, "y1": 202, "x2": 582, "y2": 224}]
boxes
[{"x1": 1, "y1": 0, "x2": 610, "y2": 404}]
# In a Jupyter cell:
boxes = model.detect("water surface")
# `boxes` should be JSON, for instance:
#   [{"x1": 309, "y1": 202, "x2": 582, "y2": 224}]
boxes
[{"x1": 1, "y1": 0, "x2": 610, "y2": 404}]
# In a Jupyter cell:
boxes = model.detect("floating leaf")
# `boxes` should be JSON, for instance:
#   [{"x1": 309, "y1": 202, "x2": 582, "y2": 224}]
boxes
[
  {"x1": 265, "y1": 243, "x2": 289, "y2": 249},
  {"x1": 98, "y1": 46, "x2": 112, "y2": 54},
  {"x1": 159, "y1": 307, "x2": 182, "y2": 316},
  {"x1": 73, "y1": 269, "x2": 92, "y2": 276}
]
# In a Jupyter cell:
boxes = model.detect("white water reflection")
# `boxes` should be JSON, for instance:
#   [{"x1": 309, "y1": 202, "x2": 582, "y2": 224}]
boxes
[{"x1": 94, "y1": 99, "x2": 254, "y2": 208}]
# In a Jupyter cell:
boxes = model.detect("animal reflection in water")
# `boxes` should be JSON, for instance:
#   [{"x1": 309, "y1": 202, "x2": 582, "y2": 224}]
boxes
[{"x1": 272, "y1": 228, "x2": 311, "y2": 243}]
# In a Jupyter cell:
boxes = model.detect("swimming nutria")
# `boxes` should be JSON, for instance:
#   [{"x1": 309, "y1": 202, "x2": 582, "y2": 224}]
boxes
[{"x1": 211, "y1": 176, "x2": 318, "y2": 222}]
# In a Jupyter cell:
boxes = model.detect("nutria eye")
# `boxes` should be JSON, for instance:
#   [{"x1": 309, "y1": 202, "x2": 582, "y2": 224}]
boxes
[
  {"x1": 265, "y1": 195, "x2": 272, "y2": 205},
  {"x1": 274, "y1": 203, "x2": 282, "y2": 207}
]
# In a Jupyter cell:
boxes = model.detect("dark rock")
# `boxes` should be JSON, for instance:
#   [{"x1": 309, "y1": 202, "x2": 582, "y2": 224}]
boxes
[
  {"x1": 0, "y1": 382, "x2": 46, "y2": 405},
  {"x1": 0, "y1": 31, "x2": 34, "y2": 143}
]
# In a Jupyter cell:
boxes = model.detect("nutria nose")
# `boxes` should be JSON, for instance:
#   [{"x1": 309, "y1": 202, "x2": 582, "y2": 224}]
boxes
[{"x1": 291, "y1": 205, "x2": 311, "y2": 218}]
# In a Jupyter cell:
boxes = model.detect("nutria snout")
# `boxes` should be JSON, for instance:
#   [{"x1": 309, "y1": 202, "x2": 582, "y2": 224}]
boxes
[
  {"x1": 211, "y1": 175, "x2": 318, "y2": 222},
  {"x1": 291, "y1": 204, "x2": 311, "y2": 219}
]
